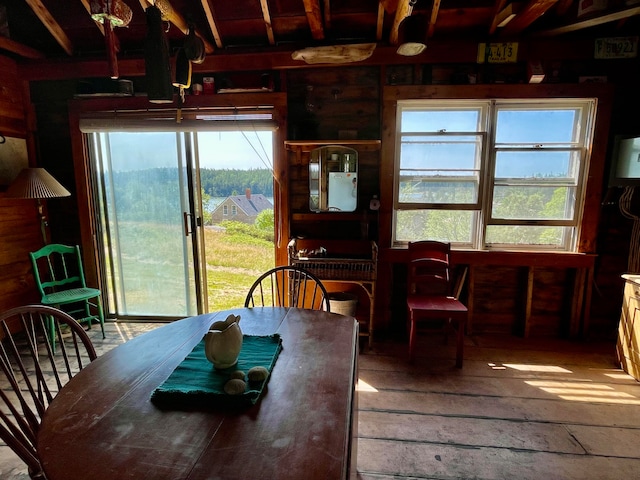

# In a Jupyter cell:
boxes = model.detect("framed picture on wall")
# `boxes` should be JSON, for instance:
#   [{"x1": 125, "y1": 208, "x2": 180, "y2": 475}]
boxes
[{"x1": 0, "y1": 136, "x2": 28, "y2": 188}]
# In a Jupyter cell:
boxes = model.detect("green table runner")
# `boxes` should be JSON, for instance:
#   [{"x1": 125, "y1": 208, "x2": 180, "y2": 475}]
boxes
[{"x1": 151, "y1": 334, "x2": 282, "y2": 409}]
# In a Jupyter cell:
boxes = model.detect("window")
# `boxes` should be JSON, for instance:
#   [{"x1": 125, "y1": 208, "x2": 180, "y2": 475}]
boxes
[
  {"x1": 223, "y1": 205, "x2": 228, "y2": 215},
  {"x1": 393, "y1": 99, "x2": 596, "y2": 251},
  {"x1": 232, "y1": 205, "x2": 237, "y2": 216}
]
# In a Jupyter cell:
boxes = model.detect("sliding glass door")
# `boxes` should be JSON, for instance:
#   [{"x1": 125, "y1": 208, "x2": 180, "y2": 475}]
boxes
[
  {"x1": 89, "y1": 131, "x2": 204, "y2": 318},
  {"x1": 83, "y1": 114, "x2": 277, "y2": 320}
]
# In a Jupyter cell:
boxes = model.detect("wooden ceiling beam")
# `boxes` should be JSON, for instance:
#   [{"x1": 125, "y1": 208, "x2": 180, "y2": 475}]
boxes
[
  {"x1": 200, "y1": 0, "x2": 223, "y2": 48},
  {"x1": 258, "y1": 0, "x2": 276, "y2": 45},
  {"x1": 0, "y1": 36, "x2": 45, "y2": 59},
  {"x1": 24, "y1": 0, "x2": 73, "y2": 56},
  {"x1": 555, "y1": 0, "x2": 574, "y2": 16},
  {"x1": 376, "y1": 3, "x2": 385, "y2": 41},
  {"x1": 389, "y1": 0, "x2": 415, "y2": 45},
  {"x1": 141, "y1": 0, "x2": 216, "y2": 53},
  {"x1": 535, "y1": 5, "x2": 640, "y2": 35},
  {"x1": 427, "y1": 0, "x2": 442, "y2": 38},
  {"x1": 489, "y1": 0, "x2": 510, "y2": 34},
  {"x1": 324, "y1": 0, "x2": 332, "y2": 30},
  {"x1": 500, "y1": 0, "x2": 559, "y2": 36},
  {"x1": 380, "y1": 0, "x2": 400, "y2": 15},
  {"x1": 303, "y1": 0, "x2": 324, "y2": 40}
]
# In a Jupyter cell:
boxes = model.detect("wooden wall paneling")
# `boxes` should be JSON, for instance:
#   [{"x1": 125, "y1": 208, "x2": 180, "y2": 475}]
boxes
[
  {"x1": 286, "y1": 67, "x2": 380, "y2": 140},
  {"x1": 530, "y1": 267, "x2": 571, "y2": 337},
  {"x1": 470, "y1": 266, "x2": 523, "y2": 335},
  {"x1": 0, "y1": 54, "x2": 41, "y2": 319},
  {"x1": 0, "y1": 56, "x2": 27, "y2": 138},
  {"x1": 0, "y1": 199, "x2": 42, "y2": 311}
]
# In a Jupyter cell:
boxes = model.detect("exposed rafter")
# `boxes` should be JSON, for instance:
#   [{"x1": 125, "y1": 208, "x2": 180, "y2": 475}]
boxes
[
  {"x1": 25, "y1": 0, "x2": 73, "y2": 55},
  {"x1": 500, "y1": 0, "x2": 559, "y2": 36},
  {"x1": 489, "y1": 0, "x2": 510, "y2": 34},
  {"x1": 536, "y1": 5, "x2": 640, "y2": 36},
  {"x1": 0, "y1": 36, "x2": 44, "y2": 59},
  {"x1": 200, "y1": 0, "x2": 223, "y2": 48},
  {"x1": 376, "y1": 2, "x2": 385, "y2": 41},
  {"x1": 389, "y1": 0, "x2": 415, "y2": 45},
  {"x1": 258, "y1": 0, "x2": 275, "y2": 45},
  {"x1": 427, "y1": 0, "x2": 442, "y2": 38},
  {"x1": 140, "y1": 0, "x2": 215, "y2": 53},
  {"x1": 380, "y1": 0, "x2": 399, "y2": 15},
  {"x1": 303, "y1": 0, "x2": 324, "y2": 40},
  {"x1": 324, "y1": 0, "x2": 332, "y2": 30},
  {"x1": 555, "y1": 0, "x2": 574, "y2": 16}
]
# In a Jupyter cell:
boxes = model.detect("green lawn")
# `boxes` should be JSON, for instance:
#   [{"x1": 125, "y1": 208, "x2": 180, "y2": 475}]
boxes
[
  {"x1": 203, "y1": 226, "x2": 275, "y2": 311},
  {"x1": 107, "y1": 221, "x2": 274, "y2": 315}
]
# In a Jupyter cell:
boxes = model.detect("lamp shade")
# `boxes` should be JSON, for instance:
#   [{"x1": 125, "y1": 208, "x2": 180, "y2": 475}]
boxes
[{"x1": 6, "y1": 168, "x2": 71, "y2": 199}]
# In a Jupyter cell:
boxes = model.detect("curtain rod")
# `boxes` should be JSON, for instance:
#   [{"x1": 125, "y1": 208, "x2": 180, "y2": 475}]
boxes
[{"x1": 79, "y1": 118, "x2": 278, "y2": 133}]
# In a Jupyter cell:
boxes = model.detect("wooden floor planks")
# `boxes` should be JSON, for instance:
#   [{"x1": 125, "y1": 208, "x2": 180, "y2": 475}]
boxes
[
  {"x1": 356, "y1": 334, "x2": 640, "y2": 480},
  {"x1": 2, "y1": 322, "x2": 640, "y2": 480}
]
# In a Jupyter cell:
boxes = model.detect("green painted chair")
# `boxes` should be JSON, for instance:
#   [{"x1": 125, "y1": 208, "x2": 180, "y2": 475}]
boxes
[{"x1": 29, "y1": 244, "x2": 105, "y2": 345}]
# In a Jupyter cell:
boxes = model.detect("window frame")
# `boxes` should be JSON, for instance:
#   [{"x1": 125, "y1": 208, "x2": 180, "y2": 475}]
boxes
[{"x1": 392, "y1": 98, "x2": 597, "y2": 252}]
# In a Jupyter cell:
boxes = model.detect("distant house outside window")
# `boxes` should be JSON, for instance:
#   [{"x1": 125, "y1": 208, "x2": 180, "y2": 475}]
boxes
[{"x1": 223, "y1": 205, "x2": 228, "y2": 215}]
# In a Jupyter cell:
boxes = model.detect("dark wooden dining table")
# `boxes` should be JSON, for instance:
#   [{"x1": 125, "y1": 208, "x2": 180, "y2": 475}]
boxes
[{"x1": 37, "y1": 307, "x2": 359, "y2": 480}]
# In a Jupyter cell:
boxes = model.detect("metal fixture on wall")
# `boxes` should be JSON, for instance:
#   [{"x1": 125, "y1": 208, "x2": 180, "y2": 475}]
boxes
[{"x1": 6, "y1": 168, "x2": 71, "y2": 244}]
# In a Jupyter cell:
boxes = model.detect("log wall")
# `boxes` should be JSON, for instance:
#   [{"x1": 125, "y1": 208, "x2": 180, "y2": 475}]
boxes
[{"x1": 0, "y1": 55, "x2": 41, "y2": 312}]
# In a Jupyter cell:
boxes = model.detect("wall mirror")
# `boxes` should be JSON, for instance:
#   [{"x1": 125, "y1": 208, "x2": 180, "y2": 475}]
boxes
[{"x1": 309, "y1": 145, "x2": 358, "y2": 212}]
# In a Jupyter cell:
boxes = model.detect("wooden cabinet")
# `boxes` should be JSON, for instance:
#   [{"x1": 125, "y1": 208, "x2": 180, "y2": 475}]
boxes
[
  {"x1": 284, "y1": 140, "x2": 381, "y2": 346},
  {"x1": 617, "y1": 274, "x2": 640, "y2": 381}
]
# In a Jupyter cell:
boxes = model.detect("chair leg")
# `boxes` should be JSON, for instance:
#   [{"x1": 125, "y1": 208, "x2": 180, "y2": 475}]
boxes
[
  {"x1": 455, "y1": 317, "x2": 464, "y2": 369},
  {"x1": 97, "y1": 296, "x2": 105, "y2": 339},
  {"x1": 408, "y1": 311, "x2": 416, "y2": 363},
  {"x1": 83, "y1": 300, "x2": 93, "y2": 330},
  {"x1": 46, "y1": 314, "x2": 57, "y2": 354}
]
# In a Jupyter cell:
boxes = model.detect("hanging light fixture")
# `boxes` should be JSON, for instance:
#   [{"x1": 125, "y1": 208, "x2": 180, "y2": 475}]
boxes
[
  {"x1": 6, "y1": 168, "x2": 71, "y2": 244},
  {"x1": 396, "y1": 13, "x2": 429, "y2": 56}
]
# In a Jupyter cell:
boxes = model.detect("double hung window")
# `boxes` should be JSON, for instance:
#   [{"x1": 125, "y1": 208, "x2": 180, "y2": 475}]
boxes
[{"x1": 393, "y1": 99, "x2": 596, "y2": 251}]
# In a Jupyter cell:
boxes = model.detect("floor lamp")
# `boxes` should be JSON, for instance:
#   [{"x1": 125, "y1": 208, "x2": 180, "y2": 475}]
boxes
[{"x1": 6, "y1": 167, "x2": 71, "y2": 245}]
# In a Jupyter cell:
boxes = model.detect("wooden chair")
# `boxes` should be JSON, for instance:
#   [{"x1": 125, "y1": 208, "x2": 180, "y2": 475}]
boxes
[
  {"x1": 0, "y1": 304, "x2": 97, "y2": 479},
  {"x1": 245, "y1": 266, "x2": 331, "y2": 312},
  {"x1": 406, "y1": 241, "x2": 467, "y2": 368},
  {"x1": 29, "y1": 244, "x2": 105, "y2": 345}
]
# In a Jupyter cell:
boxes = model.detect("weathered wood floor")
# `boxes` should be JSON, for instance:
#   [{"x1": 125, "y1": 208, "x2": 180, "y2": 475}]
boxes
[
  {"x1": 2, "y1": 321, "x2": 639, "y2": 480},
  {"x1": 356, "y1": 333, "x2": 640, "y2": 480}
]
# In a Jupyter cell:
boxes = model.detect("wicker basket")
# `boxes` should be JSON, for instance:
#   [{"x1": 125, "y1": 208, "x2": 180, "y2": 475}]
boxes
[{"x1": 288, "y1": 239, "x2": 378, "y2": 282}]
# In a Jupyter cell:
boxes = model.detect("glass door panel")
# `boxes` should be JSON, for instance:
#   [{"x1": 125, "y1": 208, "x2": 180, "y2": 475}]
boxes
[{"x1": 92, "y1": 131, "x2": 200, "y2": 317}]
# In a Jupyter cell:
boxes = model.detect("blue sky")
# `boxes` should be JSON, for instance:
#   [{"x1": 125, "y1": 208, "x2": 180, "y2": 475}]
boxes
[
  {"x1": 106, "y1": 131, "x2": 273, "y2": 171},
  {"x1": 400, "y1": 108, "x2": 578, "y2": 178}
]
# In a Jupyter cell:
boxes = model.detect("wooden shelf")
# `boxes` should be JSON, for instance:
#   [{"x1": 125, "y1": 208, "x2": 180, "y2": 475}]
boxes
[
  {"x1": 292, "y1": 213, "x2": 362, "y2": 221},
  {"x1": 285, "y1": 140, "x2": 381, "y2": 152}
]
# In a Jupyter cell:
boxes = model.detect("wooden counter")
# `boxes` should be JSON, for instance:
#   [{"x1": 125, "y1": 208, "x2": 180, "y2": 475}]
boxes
[{"x1": 380, "y1": 248, "x2": 597, "y2": 338}]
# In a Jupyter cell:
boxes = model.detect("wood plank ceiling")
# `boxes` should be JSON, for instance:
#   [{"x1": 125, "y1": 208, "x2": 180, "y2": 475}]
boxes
[{"x1": 0, "y1": 0, "x2": 638, "y2": 62}]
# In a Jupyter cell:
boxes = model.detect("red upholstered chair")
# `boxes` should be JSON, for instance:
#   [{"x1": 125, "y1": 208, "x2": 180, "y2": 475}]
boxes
[{"x1": 406, "y1": 241, "x2": 467, "y2": 368}]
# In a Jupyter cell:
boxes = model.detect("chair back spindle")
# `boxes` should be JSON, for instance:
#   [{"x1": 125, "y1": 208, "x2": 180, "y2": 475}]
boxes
[
  {"x1": 245, "y1": 266, "x2": 331, "y2": 312},
  {"x1": 0, "y1": 304, "x2": 97, "y2": 479}
]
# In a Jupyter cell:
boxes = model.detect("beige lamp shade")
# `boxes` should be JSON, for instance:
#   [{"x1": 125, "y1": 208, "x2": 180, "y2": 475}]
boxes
[{"x1": 6, "y1": 168, "x2": 71, "y2": 199}]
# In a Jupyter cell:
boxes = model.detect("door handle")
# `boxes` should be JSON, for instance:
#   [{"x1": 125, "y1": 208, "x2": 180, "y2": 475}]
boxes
[{"x1": 183, "y1": 211, "x2": 192, "y2": 236}]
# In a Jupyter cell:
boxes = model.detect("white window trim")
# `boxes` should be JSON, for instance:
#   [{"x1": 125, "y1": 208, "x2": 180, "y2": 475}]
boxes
[{"x1": 393, "y1": 98, "x2": 597, "y2": 252}]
